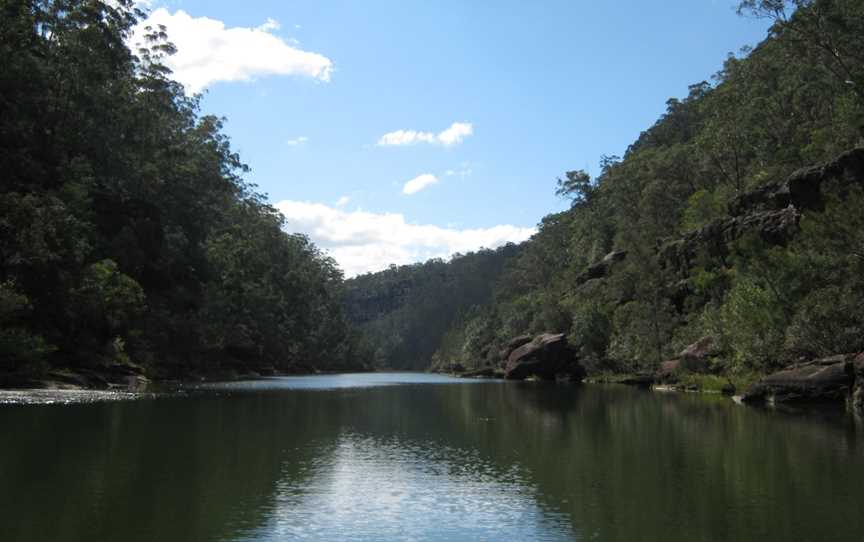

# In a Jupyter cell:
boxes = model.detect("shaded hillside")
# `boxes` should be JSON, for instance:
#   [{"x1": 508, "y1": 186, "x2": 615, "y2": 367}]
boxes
[
  {"x1": 349, "y1": 0, "x2": 864, "y2": 377},
  {"x1": 0, "y1": 0, "x2": 366, "y2": 382},
  {"x1": 341, "y1": 245, "x2": 520, "y2": 369}
]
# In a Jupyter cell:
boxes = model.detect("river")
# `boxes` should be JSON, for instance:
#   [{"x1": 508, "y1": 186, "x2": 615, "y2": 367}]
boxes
[{"x1": 1, "y1": 373, "x2": 863, "y2": 541}]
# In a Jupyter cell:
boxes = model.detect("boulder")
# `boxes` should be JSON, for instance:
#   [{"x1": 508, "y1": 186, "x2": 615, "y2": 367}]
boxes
[
  {"x1": 656, "y1": 360, "x2": 680, "y2": 383},
  {"x1": 575, "y1": 250, "x2": 627, "y2": 286},
  {"x1": 497, "y1": 335, "x2": 534, "y2": 368},
  {"x1": 741, "y1": 355, "x2": 857, "y2": 405},
  {"x1": 679, "y1": 336, "x2": 717, "y2": 373},
  {"x1": 505, "y1": 333, "x2": 585, "y2": 382}
]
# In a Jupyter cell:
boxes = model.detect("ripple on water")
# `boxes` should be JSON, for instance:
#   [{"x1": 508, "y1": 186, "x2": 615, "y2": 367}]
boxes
[
  {"x1": 236, "y1": 433, "x2": 575, "y2": 542},
  {"x1": 0, "y1": 389, "x2": 151, "y2": 406}
]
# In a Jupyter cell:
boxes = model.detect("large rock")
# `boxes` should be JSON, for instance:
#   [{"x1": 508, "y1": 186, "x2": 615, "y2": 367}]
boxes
[
  {"x1": 575, "y1": 250, "x2": 627, "y2": 286},
  {"x1": 741, "y1": 355, "x2": 857, "y2": 405},
  {"x1": 501, "y1": 334, "x2": 532, "y2": 359},
  {"x1": 679, "y1": 336, "x2": 717, "y2": 373},
  {"x1": 505, "y1": 333, "x2": 585, "y2": 382}
]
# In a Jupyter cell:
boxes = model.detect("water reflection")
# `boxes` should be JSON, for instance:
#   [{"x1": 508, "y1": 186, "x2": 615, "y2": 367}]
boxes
[
  {"x1": 1, "y1": 375, "x2": 863, "y2": 542},
  {"x1": 244, "y1": 433, "x2": 572, "y2": 541}
]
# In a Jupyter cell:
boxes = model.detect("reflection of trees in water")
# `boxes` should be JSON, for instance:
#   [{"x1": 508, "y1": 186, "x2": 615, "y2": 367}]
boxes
[
  {"x1": 1, "y1": 384, "x2": 863, "y2": 542},
  {"x1": 0, "y1": 394, "x2": 333, "y2": 542},
  {"x1": 432, "y1": 383, "x2": 864, "y2": 542}
]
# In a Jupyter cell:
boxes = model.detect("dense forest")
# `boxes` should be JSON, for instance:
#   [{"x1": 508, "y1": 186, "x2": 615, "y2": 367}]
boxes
[
  {"x1": 0, "y1": 0, "x2": 368, "y2": 383},
  {"x1": 341, "y1": 245, "x2": 520, "y2": 370},
  {"x1": 345, "y1": 0, "x2": 864, "y2": 383},
  {"x1": 2, "y1": 0, "x2": 863, "y2": 389}
]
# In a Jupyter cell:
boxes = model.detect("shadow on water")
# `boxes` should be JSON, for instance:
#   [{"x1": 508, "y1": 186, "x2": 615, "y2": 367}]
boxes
[{"x1": 1, "y1": 375, "x2": 863, "y2": 541}]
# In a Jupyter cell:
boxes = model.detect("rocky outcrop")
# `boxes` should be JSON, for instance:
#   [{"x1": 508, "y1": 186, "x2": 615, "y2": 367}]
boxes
[
  {"x1": 740, "y1": 354, "x2": 857, "y2": 405},
  {"x1": 499, "y1": 335, "x2": 533, "y2": 364},
  {"x1": 660, "y1": 148, "x2": 864, "y2": 280},
  {"x1": 575, "y1": 250, "x2": 627, "y2": 286},
  {"x1": 660, "y1": 206, "x2": 800, "y2": 279},
  {"x1": 679, "y1": 336, "x2": 717, "y2": 373},
  {"x1": 505, "y1": 333, "x2": 585, "y2": 382},
  {"x1": 0, "y1": 362, "x2": 150, "y2": 391},
  {"x1": 729, "y1": 148, "x2": 864, "y2": 216}
]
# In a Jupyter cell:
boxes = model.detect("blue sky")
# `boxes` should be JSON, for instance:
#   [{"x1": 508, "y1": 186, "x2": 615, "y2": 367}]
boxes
[{"x1": 135, "y1": 1, "x2": 772, "y2": 276}]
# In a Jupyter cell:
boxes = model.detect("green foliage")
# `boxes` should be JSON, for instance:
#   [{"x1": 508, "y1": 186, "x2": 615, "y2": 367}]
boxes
[
  {"x1": 0, "y1": 0, "x2": 366, "y2": 376},
  {"x1": 0, "y1": 281, "x2": 55, "y2": 372},
  {"x1": 713, "y1": 278, "x2": 787, "y2": 371},
  {"x1": 680, "y1": 187, "x2": 732, "y2": 232},
  {"x1": 785, "y1": 285, "x2": 864, "y2": 357},
  {"x1": 608, "y1": 299, "x2": 677, "y2": 370},
  {"x1": 568, "y1": 302, "x2": 612, "y2": 370},
  {"x1": 344, "y1": 0, "x2": 864, "y2": 378},
  {"x1": 73, "y1": 259, "x2": 146, "y2": 334}
]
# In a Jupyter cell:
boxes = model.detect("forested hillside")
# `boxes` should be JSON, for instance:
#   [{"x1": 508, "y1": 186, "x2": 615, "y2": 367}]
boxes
[
  {"x1": 341, "y1": 245, "x2": 520, "y2": 370},
  {"x1": 345, "y1": 0, "x2": 864, "y2": 377},
  {"x1": 0, "y1": 0, "x2": 367, "y2": 382}
]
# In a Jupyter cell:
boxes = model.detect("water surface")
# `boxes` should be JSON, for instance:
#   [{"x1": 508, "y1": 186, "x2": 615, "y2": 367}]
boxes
[{"x1": 1, "y1": 373, "x2": 862, "y2": 541}]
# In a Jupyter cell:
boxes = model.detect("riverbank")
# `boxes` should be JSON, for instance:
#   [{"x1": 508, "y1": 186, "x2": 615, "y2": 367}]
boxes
[{"x1": 0, "y1": 362, "x2": 373, "y2": 394}]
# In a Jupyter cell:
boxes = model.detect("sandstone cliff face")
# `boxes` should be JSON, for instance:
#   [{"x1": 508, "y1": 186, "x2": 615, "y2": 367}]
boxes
[
  {"x1": 728, "y1": 148, "x2": 864, "y2": 216},
  {"x1": 659, "y1": 148, "x2": 864, "y2": 280},
  {"x1": 659, "y1": 206, "x2": 800, "y2": 280}
]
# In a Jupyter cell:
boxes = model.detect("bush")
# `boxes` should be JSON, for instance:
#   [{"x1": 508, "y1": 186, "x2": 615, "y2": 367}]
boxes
[
  {"x1": 714, "y1": 277, "x2": 786, "y2": 371},
  {"x1": 785, "y1": 285, "x2": 864, "y2": 357},
  {"x1": 569, "y1": 302, "x2": 612, "y2": 367},
  {"x1": 0, "y1": 281, "x2": 55, "y2": 372}
]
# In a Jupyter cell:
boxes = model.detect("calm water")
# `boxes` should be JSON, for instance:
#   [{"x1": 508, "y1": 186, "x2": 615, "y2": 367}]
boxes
[{"x1": 1, "y1": 373, "x2": 863, "y2": 542}]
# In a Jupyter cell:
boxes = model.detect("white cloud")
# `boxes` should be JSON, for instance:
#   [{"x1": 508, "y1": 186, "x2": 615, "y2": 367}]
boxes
[
  {"x1": 402, "y1": 173, "x2": 438, "y2": 195},
  {"x1": 132, "y1": 9, "x2": 333, "y2": 93},
  {"x1": 377, "y1": 122, "x2": 473, "y2": 147},
  {"x1": 445, "y1": 165, "x2": 472, "y2": 178},
  {"x1": 256, "y1": 18, "x2": 280, "y2": 33},
  {"x1": 275, "y1": 200, "x2": 536, "y2": 277},
  {"x1": 437, "y1": 122, "x2": 473, "y2": 146},
  {"x1": 334, "y1": 196, "x2": 350, "y2": 207},
  {"x1": 286, "y1": 136, "x2": 309, "y2": 146}
]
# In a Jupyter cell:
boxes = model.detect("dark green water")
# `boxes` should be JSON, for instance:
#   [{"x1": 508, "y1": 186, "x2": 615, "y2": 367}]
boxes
[{"x1": 1, "y1": 373, "x2": 863, "y2": 542}]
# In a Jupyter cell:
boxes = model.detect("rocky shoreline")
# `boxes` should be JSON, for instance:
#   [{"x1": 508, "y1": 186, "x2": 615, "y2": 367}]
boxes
[
  {"x1": 0, "y1": 362, "x2": 370, "y2": 395},
  {"x1": 441, "y1": 331, "x2": 864, "y2": 414}
]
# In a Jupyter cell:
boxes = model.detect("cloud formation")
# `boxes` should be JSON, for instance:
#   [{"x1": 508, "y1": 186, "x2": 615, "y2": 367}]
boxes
[
  {"x1": 377, "y1": 122, "x2": 473, "y2": 147},
  {"x1": 286, "y1": 136, "x2": 309, "y2": 146},
  {"x1": 132, "y1": 9, "x2": 333, "y2": 92},
  {"x1": 402, "y1": 174, "x2": 438, "y2": 195},
  {"x1": 275, "y1": 200, "x2": 535, "y2": 276}
]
